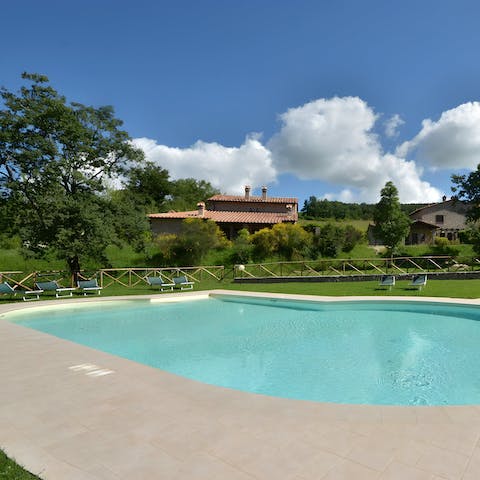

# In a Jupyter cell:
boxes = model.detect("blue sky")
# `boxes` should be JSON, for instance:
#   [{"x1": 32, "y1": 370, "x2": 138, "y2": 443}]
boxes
[{"x1": 3, "y1": 0, "x2": 480, "y2": 206}]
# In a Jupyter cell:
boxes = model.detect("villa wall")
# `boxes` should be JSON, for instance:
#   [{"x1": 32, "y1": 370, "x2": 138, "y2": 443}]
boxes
[
  {"x1": 207, "y1": 200, "x2": 295, "y2": 214},
  {"x1": 150, "y1": 218, "x2": 184, "y2": 236},
  {"x1": 410, "y1": 201, "x2": 468, "y2": 230}
]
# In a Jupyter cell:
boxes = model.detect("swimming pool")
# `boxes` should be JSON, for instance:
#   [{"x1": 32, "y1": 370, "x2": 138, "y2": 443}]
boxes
[{"x1": 6, "y1": 294, "x2": 480, "y2": 405}]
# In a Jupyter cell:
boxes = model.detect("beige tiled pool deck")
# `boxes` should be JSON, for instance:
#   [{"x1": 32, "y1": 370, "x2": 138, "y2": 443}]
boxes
[{"x1": 1, "y1": 290, "x2": 480, "y2": 479}]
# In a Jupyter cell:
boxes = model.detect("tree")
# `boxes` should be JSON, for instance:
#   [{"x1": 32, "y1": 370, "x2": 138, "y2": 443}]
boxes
[
  {"x1": 270, "y1": 223, "x2": 312, "y2": 260},
  {"x1": 301, "y1": 196, "x2": 376, "y2": 220},
  {"x1": 451, "y1": 165, "x2": 480, "y2": 253},
  {"x1": 166, "y1": 178, "x2": 219, "y2": 211},
  {"x1": 251, "y1": 227, "x2": 276, "y2": 261},
  {"x1": 342, "y1": 224, "x2": 364, "y2": 252},
  {"x1": 312, "y1": 223, "x2": 345, "y2": 257},
  {"x1": 123, "y1": 161, "x2": 172, "y2": 212},
  {"x1": 229, "y1": 228, "x2": 253, "y2": 264},
  {"x1": 251, "y1": 223, "x2": 312, "y2": 261},
  {"x1": 372, "y1": 181, "x2": 411, "y2": 254},
  {"x1": 452, "y1": 166, "x2": 480, "y2": 221},
  {"x1": 172, "y1": 218, "x2": 230, "y2": 265},
  {"x1": 0, "y1": 73, "x2": 145, "y2": 277}
]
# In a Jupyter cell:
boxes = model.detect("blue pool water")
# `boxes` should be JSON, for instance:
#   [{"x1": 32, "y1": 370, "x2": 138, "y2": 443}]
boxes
[{"x1": 7, "y1": 295, "x2": 480, "y2": 405}]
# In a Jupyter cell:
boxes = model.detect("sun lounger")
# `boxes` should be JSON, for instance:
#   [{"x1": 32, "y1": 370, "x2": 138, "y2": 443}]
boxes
[
  {"x1": 409, "y1": 274, "x2": 427, "y2": 290},
  {"x1": 23, "y1": 289, "x2": 43, "y2": 301},
  {"x1": 0, "y1": 282, "x2": 18, "y2": 299},
  {"x1": 146, "y1": 276, "x2": 175, "y2": 291},
  {"x1": 35, "y1": 280, "x2": 76, "y2": 298},
  {"x1": 173, "y1": 275, "x2": 194, "y2": 290},
  {"x1": 77, "y1": 279, "x2": 102, "y2": 295},
  {"x1": 0, "y1": 281, "x2": 42, "y2": 301},
  {"x1": 379, "y1": 275, "x2": 395, "y2": 290}
]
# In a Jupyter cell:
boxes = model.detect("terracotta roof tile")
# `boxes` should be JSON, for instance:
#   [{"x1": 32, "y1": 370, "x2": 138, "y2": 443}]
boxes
[
  {"x1": 207, "y1": 194, "x2": 297, "y2": 204},
  {"x1": 149, "y1": 210, "x2": 199, "y2": 219},
  {"x1": 148, "y1": 210, "x2": 297, "y2": 224}
]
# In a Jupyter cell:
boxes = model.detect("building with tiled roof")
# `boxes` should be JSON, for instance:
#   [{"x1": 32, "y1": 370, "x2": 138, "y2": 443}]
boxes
[
  {"x1": 406, "y1": 198, "x2": 469, "y2": 244},
  {"x1": 149, "y1": 185, "x2": 298, "y2": 238},
  {"x1": 368, "y1": 197, "x2": 469, "y2": 245}
]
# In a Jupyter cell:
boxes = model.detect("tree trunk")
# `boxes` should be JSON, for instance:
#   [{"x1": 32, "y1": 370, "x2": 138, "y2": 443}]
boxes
[{"x1": 67, "y1": 255, "x2": 81, "y2": 286}]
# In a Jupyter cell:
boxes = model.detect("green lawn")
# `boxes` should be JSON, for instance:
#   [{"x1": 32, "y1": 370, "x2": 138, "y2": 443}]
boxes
[
  {"x1": 0, "y1": 450, "x2": 41, "y2": 480},
  {"x1": 0, "y1": 240, "x2": 477, "y2": 274},
  {"x1": 2, "y1": 276, "x2": 479, "y2": 303},
  {"x1": 0, "y1": 244, "x2": 150, "y2": 272},
  {"x1": 221, "y1": 278, "x2": 480, "y2": 298}
]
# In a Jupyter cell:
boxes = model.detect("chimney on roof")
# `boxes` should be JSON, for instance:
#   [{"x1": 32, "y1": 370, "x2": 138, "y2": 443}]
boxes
[
  {"x1": 245, "y1": 185, "x2": 251, "y2": 200},
  {"x1": 262, "y1": 185, "x2": 267, "y2": 201},
  {"x1": 197, "y1": 202, "x2": 205, "y2": 217}
]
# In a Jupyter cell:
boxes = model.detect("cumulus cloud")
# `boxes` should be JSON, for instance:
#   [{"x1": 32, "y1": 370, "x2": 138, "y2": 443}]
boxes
[
  {"x1": 132, "y1": 135, "x2": 276, "y2": 194},
  {"x1": 130, "y1": 96, "x2": 454, "y2": 203},
  {"x1": 384, "y1": 114, "x2": 404, "y2": 138},
  {"x1": 268, "y1": 97, "x2": 441, "y2": 203},
  {"x1": 269, "y1": 97, "x2": 380, "y2": 185},
  {"x1": 397, "y1": 102, "x2": 480, "y2": 169}
]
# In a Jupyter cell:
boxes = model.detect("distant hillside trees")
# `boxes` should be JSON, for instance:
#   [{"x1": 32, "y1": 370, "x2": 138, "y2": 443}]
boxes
[
  {"x1": 301, "y1": 196, "x2": 427, "y2": 220},
  {"x1": 301, "y1": 196, "x2": 374, "y2": 219}
]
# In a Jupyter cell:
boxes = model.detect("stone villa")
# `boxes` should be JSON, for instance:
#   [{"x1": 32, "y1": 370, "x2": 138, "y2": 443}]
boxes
[
  {"x1": 406, "y1": 198, "x2": 469, "y2": 244},
  {"x1": 368, "y1": 197, "x2": 469, "y2": 245},
  {"x1": 149, "y1": 186, "x2": 298, "y2": 239}
]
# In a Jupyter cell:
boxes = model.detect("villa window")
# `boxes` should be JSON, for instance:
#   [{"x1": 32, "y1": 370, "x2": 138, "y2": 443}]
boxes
[{"x1": 435, "y1": 214, "x2": 444, "y2": 224}]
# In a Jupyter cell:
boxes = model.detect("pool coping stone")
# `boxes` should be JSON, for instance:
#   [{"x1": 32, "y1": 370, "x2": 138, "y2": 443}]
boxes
[{"x1": 1, "y1": 290, "x2": 480, "y2": 480}]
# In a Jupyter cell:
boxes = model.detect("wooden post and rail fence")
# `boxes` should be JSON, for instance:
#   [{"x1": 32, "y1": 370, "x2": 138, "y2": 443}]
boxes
[{"x1": 1, "y1": 256, "x2": 479, "y2": 291}]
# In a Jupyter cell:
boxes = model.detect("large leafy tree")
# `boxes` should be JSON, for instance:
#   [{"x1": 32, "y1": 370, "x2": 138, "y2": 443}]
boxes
[
  {"x1": 175, "y1": 218, "x2": 230, "y2": 265},
  {"x1": 166, "y1": 178, "x2": 219, "y2": 211},
  {"x1": 373, "y1": 181, "x2": 411, "y2": 254},
  {"x1": 452, "y1": 166, "x2": 480, "y2": 221},
  {"x1": 451, "y1": 166, "x2": 480, "y2": 253},
  {"x1": 0, "y1": 73, "x2": 145, "y2": 277},
  {"x1": 123, "y1": 161, "x2": 172, "y2": 212}
]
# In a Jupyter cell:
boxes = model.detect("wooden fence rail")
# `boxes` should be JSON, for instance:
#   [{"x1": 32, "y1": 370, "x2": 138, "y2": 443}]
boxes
[
  {"x1": 1, "y1": 257, "x2": 478, "y2": 290},
  {"x1": 233, "y1": 256, "x2": 477, "y2": 279},
  {"x1": 0, "y1": 266, "x2": 225, "y2": 289},
  {"x1": 98, "y1": 266, "x2": 225, "y2": 288}
]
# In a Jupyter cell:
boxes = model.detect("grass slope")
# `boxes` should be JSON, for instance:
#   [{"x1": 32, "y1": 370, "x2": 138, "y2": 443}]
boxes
[{"x1": 0, "y1": 450, "x2": 42, "y2": 479}]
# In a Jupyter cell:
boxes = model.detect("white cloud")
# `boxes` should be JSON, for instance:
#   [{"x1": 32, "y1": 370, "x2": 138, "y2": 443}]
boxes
[
  {"x1": 268, "y1": 97, "x2": 441, "y2": 203},
  {"x1": 384, "y1": 114, "x2": 404, "y2": 138},
  {"x1": 132, "y1": 135, "x2": 276, "y2": 194},
  {"x1": 269, "y1": 97, "x2": 380, "y2": 185},
  {"x1": 397, "y1": 102, "x2": 480, "y2": 169},
  {"x1": 129, "y1": 96, "x2": 453, "y2": 204}
]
